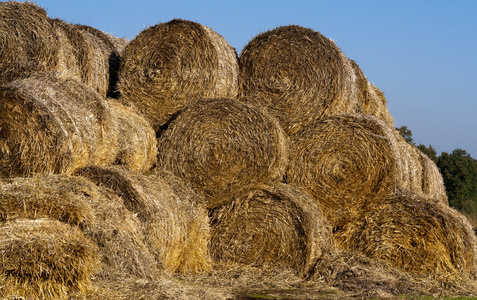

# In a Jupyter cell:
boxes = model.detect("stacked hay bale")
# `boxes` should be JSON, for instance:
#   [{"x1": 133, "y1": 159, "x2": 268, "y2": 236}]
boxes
[
  {"x1": 0, "y1": 174, "x2": 161, "y2": 293},
  {"x1": 209, "y1": 183, "x2": 333, "y2": 275},
  {"x1": 50, "y1": 19, "x2": 125, "y2": 97},
  {"x1": 0, "y1": 73, "x2": 119, "y2": 177},
  {"x1": 118, "y1": 19, "x2": 239, "y2": 131},
  {"x1": 238, "y1": 25, "x2": 393, "y2": 136},
  {"x1": 0, "y1": 218, "x2": 99, "y2": 300},
  {"x1": 76, "y1": 166, "x2": 212, "y2": 274},
  {"x1": 107, "y1": 100, "x2": 157, "y2": 173},
  {"x1": 156, "y1": 98, "x2": 288, "y2": 208},
  {"x1": 286, "y1": 114, "x2": 447, "y2": 227},
  {"x1": 0, "y1": 2, "x2": 59, "y2": 83},
  {"x1": 334, "y1": 192, "x2": 477, "y2": 279}
]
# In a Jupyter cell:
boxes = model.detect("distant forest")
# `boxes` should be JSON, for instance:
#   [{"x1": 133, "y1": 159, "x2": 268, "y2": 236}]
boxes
[{"x1": 397, "y1": 126, "x2": 477, "y2": 226}]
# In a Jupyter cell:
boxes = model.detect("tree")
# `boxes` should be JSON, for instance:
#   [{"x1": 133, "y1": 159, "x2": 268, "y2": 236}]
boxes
[
  {"x1": 396, "y1": 125, "x2": 414, "y2": 145},
  {"x1": 437, "y1": 149, "x2": 477, "y2": 210}
]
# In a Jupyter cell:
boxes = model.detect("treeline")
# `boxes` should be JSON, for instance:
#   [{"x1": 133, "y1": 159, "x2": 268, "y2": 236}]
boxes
[{"x1": 397, "y1": 126, "x2": 477, "y2": 223}]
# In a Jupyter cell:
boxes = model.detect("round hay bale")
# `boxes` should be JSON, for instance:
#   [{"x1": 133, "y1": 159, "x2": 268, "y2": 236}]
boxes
[
  {"x1": 36, "y1": 174, "x2": 159, "y2": 279},
  {"x1": 238, "y1": 25, "x2": 392, "y2": 135},
  {"x1": 107, "y1": 100, "x2": 157, "y2": 173},
  {"x1": 71, "y1": 24, "x2": 123, "y2": 97},
  {"x1": 0, "y1": 73, "x2": 119, "y2": 177},
  {"x1": 0, "y1": 176, "x2": 93, "y2": 225},
  {"x1": 0, "y1": 218, "x2": 99, "y2": 300},
  {"x1": 334, "y1": 192, "x2": 477, "y2": 279},
  {"x1": 0, "y1": 2, "x2": 59, "y2": 83},
  {"x1": 417, "y1": 148, "x2": 448, "y2": 205},
  {"x1": 118, "y1": 19, "x2": 239, "y2": 131},
  {"x1": 76, "y1": 165, "x2": 212, "y2": 274},
  {"x1": 156, "y1": 98, "x2": 288, "y2": 209},
  {"x1": 349, "y1": 60, "x2": 394, "y2": 127},
  {"x1": 209, "y1": 183, "x2": 333, "y2": 275},
  {"x1": 286, "y1": 113, "x2": 428, "y2": 226}
]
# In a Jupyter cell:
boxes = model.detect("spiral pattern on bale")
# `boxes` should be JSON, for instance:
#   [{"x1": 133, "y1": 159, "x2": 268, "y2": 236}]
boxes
[
  {"x1": 118, "y1": 19, "x2": 238, "y2": 131},
  {"x1": 157, "y1": 98, "x2": 288, "y2": 208},
  {"x1": 209, "y1": 183, "x2": 333, "y2": 275},
  {"x1": 239, "y1": 25, "x2": 393, "y2": 135}
]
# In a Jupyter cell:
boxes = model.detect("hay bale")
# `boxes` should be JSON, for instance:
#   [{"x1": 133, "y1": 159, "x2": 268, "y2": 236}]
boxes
[
  {"x1": 0, "y1": 2, "x2": 59, "y2": 83},
  {"x1": 239, "y1": 25, "x2": 393, "y2": 135},
  {"x1": 0, "y1": 176, "x2": 93, "y2": 225},
  {"x1": 0, "y1": 218, "x2": 99, "y2": 300},
  {"x1": 286, "y1": 113, "x2": 435, "y2": 226},
  {"x1": 417, "y1": 148, "x2": 448, "y2": 205},
  {"x1": 349, "y1": 59, "x2": 394, "y2": 126},
  {"x1": 118, "y1": 19, "x2": 239, "y2": 131},
  {"x1": 157, "y1": 98, "x2": 288, "y2": 208},
  {"x1": 76, "y1": 165, "x2": 212, "y2": 274},
  {"x1": 0, "y1": 73, "x2": 119, "y2": 177},
  {"x1": 209, "y1": 182, "x2": 333, "y2": 275},
  {"x1": 107, "y1": 100, "x2": 157, "y2": 173},
  {"x1": 334, "y1": 192, "x2": 477, "y2": 279},
  {"x1": 0, "y1": 174, "x2": 159, "y2": 281}
]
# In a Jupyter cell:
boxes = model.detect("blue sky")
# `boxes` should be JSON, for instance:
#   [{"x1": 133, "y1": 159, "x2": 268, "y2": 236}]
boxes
[{"x1": 26, "y1": 0, "x2": 477, "y2": 157}]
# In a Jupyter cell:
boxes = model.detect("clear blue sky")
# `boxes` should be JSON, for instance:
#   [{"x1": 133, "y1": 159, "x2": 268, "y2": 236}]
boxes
[{"x1": 25, "y1": 0, "x2": 477, "y2": 158}]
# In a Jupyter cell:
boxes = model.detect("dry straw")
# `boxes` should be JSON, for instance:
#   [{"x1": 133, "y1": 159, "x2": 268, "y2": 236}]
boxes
[
  {"x1": 334, "y1": 191, "x2": 477, "y2": 279},
  {"x1": 0, "y1": 2, "x2": 59, "y2": 83},
  {"x1": 286, "y1": 113, "x2": 446, "y2": 226},
  {"x1": 118, "y1": 19, "x2": 239, "y2": 131},
  {"x1": 76, "y1": 165, "x2": 212, "y2": 274},
  {"x1": 0, "y1": 218, "x2": 99, "y2": 300},
  {"x1": 107, "y1": 100, "x2": 157, "y2": 173},
  {"x1": 157, "y1": 98, "x2": 288, "y2": 209},
  {"x1": 239, "y1": 25, "x2": 393, "y2": 136},
  {"x1": 0, "y1": 73, "x2": 119, "y2": 177},
  {"x1": 209, "y1": 182, "x2": 333, "y2": 276}
]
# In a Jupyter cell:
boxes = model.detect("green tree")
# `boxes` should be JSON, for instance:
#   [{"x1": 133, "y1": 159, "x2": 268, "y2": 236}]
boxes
[
  {"x1": 396, "y1": 125, "x2": 414, "y2": 145},
  {"x1": 437, "y1": 149, "x2": 477, "y2": 211}
]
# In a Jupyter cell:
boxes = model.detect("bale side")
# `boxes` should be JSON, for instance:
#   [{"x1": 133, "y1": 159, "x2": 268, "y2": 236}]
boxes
[
  {"x1": 0, "y1": 218, "x2": 99, "y2": 300},
  {"x1": 239, "y1": 25, "x2": 364, "y2": 135},
  {"x1": 118, "y1": 19, "x2": 238, "y2": 130},
  {"x1": 0, "y1": 2, "x2": 59, "y2": 83},
  {"x1": 107, "y1": 100, "x2": 157, "y2": 173},
  {"x1": 209, "y1": 183, "x2": 333, "y2": 276},
  {"x1": 157, "y1": 98, "x2": 288, "y2": 208},
  {"x1": 0, "y1": 176, "x2": 93, "y2": 225},
  {"x1": 76, "y1": 165, "x2": 212, "y2": 274},
  {"x1": 417, "y1": 147, "x2": 448, "y2": 205},
  {"x1": 286, "y1": 114, "x2": 402, "y2": 226},
  {"x1": 334, "y1": 192, "x2": 477, "y2": 279},
  {"x1": 0, "y1": 73, "x2": 119, "y2": 177}
]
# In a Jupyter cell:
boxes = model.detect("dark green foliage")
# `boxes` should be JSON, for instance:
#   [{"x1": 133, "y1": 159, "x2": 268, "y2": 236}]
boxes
[{"x1": 437, "y1": 149, "x2": 477, "y2": 210}]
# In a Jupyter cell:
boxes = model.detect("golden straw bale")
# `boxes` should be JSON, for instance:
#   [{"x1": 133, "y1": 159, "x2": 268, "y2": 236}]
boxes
[
  {"x1": 0, "y1": 73, "x2": 119, "y2": 177},
  {"x1": 209, "y1": 183, "x2": 333, "y2": 276},
  {"x1": 286, "y1": 113, "x2": 434, "y2": 226},
  {"x1": 334, "y1": 192, "x2": 477, "y2": 279},
  {"x1": 239, "y1": 25, "x2": 392, "y2": 135},
  {"x1": 72, "y1": 24, "x2": 123, "y2": 97},
  {"x1": 0, "y1": 2, "x2": 59, "y2": 83},
  {"x1": 0, "y1": 218, "x2": 99, "y2": 300},
  {"x1": 76, "y1": 165, "x2": 212, "y2": 274},
  {"x1": 118, "y1": 19, "x2": 239, "y2": 131},
  {"x1": 41, "y1": 174, "x2": 159, "y2": 280},
  {"x1": 0, "y1": 176, "x2": 93, "y2": 225},
  {"x1": 107, "y1": 100, "x2": 157, "y2": 173},
  {"x1": 349, "y1": 59, "x2": 394, "y2": 126},
  {"x1": 417, "y1": 147, "x2": 448, "y2": 205},
  {"x1": 157, "y1": 98, "x2": 288, "y2": 208}
]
